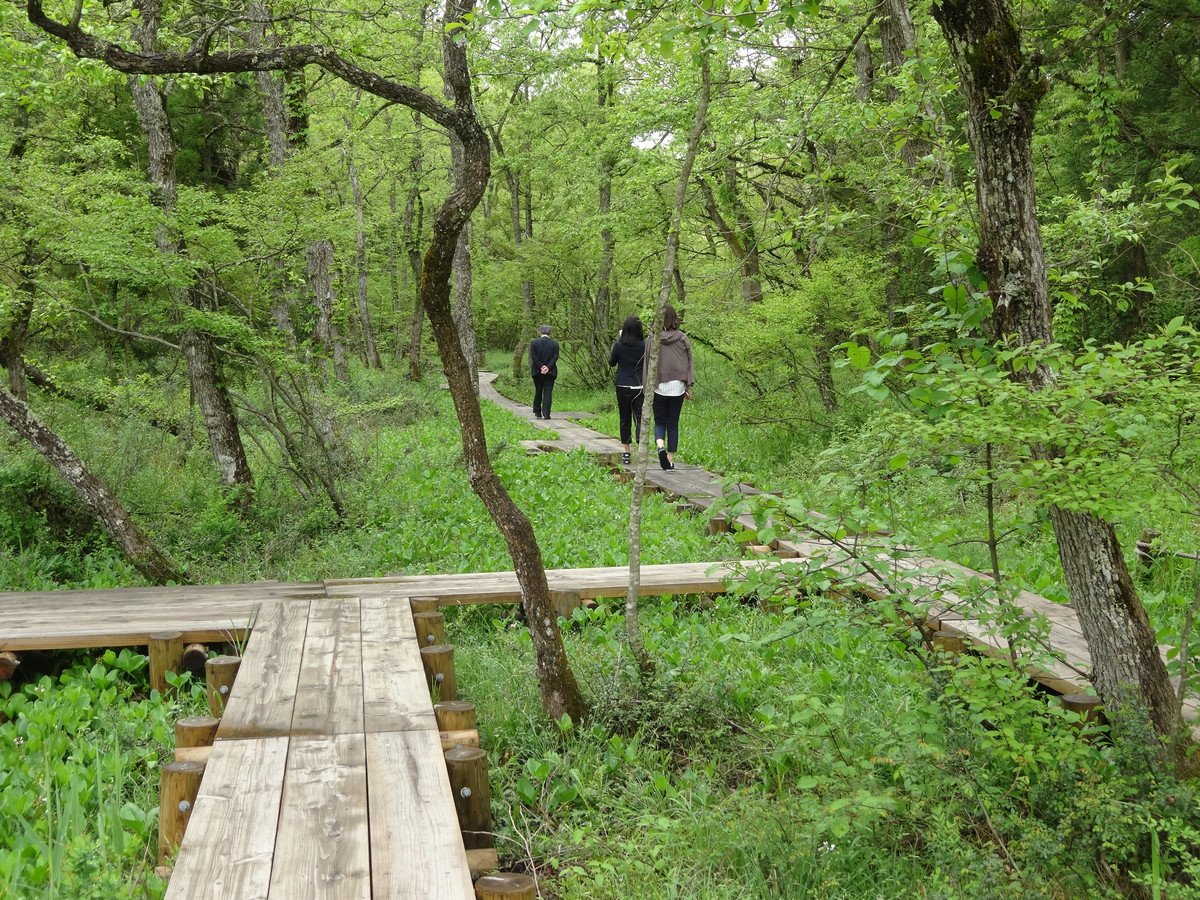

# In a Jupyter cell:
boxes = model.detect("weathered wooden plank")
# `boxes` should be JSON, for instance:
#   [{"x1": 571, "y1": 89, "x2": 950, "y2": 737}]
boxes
[
  {"x1": 269, "y1": 734, "x2": 371, "y2": 900},
  {"x1": 326, "y1": 561, "x2": 767, "y2": 603},
  {"x1": 217, "y1": 602, "x2": 310, "y2": 740},
  {"x1": 0, "y1": 598, "x2": 263, "y2": 651},
  {"x1": 360, "y1": 597, "x2": 436, "y2": 733},
  {"x1": 165, "y1": 736, "x2": 289, "y2": 900},
  {"x1": 365, "y1": 730, "x2": 475, "y2": 900},
  {"x1": 291, "y1": 599, "x2": 365, "y2": 736}
]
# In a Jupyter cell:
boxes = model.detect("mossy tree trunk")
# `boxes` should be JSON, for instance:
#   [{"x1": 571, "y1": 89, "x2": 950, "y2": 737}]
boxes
[{"x1": 931, "y1": 0, "x2": 1189, "y2": 768}]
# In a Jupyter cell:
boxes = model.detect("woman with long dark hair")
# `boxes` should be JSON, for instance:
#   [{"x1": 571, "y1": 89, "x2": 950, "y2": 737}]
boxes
[
  {"x1": 608, "y1": 315, "x2": 646, "y2": 466},
  {"x1": 647, "y1": 305, "x2": 694, "y2": 470}
]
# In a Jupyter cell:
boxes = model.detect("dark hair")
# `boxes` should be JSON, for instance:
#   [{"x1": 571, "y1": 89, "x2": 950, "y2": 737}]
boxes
[
  {"x1": 663, "y1": 304, "x2": 682, "y2": 331},
  {"x1": 619, "y1": 315, "x2": 644, "y2": 344}
]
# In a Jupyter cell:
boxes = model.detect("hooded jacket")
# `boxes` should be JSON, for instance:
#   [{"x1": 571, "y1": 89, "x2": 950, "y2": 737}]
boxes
[{"x1": 645, "y1": 328, "x2": 694, "y2": 387}]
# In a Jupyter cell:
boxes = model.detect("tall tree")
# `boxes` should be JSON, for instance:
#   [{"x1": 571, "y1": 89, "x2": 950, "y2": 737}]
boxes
[
  {"x1": 929, "y1": 0, "x2": 1192, "y2": 770},
  {"x1": 127, "y1": 0, "x2": 255, "y2": 502},
  {"x1": 27, "y1": 0, "x2": 585, "y2": 722}
]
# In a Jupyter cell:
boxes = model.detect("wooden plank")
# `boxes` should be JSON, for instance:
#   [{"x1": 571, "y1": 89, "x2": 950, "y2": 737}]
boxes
[
  {"x1": 365, "y1": 730, "x2": 475, "y2": 900},
  {"x1": 269, "y1": 734, "x2": 370, "y2": 900},
  {"x1": 0, "y1": 597, "x2": 264, "y2": 651},
  {"x1": 326, "y1": 561, "x2": 772, "y2": 603},
  {"x1": 217, "y1": 602, "x2": 310, "y2": 740},
  {"x1": 291, "y1": 599, "x2": 365, "y2": 736},
  {"x1": 360, "y1": 597, "x2": 436, "y2": 733},
  {"x1": 165, "y1": 736, "x2": 289, "y2": 900}
]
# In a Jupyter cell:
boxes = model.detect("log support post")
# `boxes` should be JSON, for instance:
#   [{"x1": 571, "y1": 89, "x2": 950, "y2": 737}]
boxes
[
  {"x1": 149, "y1": 631, "x2": 184, "y2": 696},
  {"x1": 931, "y1": 630, "x2": 968, "y2": 657},
  {"x1": 413, "y1": 610, "x2": 447, "y2": 647},
  {"x1": 550, "y1": 589, "x2": 582, "y2": 619},
  {"x1": 409, "y1": 596, "x2": 441, "y2": 616},
  {"x1": 205, "y1": 655, "x2": 241, "y2": 716},
  {"x1": 176, "y1": 716, "x2": 220, "y2": 750},
  {"x1": 707, "y1": 516, "x2": 730, "y2": 535},
  {"x1": 445, "y1": 745, "x2": 493, "y2": 850},
  {"x1": 182, "y1": 642, "x2": 208, "y2": 673},
  {"x1": 420, "y1": 644, "x2": 458, "y2": 702},
  {"x1": 158, "y1": 760, "x2": 206, "y2": 864},
  {"x1": 0, "y1": 651, "x2": 20, "y2": 680},
  {"x1": 475, "y1": 872, "x2": 536, "y2": 899},
  {"x1": 435, "y1": 700, "x2": 477, "y2": 732},
  {"x1": 1061, "y1": 692, "x2": 1104, "y2": 724}
]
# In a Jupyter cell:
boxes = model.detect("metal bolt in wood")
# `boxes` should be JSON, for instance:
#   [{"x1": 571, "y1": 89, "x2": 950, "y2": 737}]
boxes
[
  {"x1": 420, "y1": 644, "x2": 457, "y2": 702},
  {"x1": 413, "y1": 610, "x2": 447, "y2": 646},
  {"x1": 465, "y1": 847, "x2": 500, "y2": 879},
  {"x1": 434, "y1": 700, "x2": 477, "y2": 732},
  {"x1": 475, "y1": 872, "x2": 535, "y2": 899},
  {"x1": 158, "y1": 760, "x2": 205, "y2": 863},
  {"x1": 445, "y1": 745, "x2": 493, "y2": 849},
  {"x1": 205, "y1": 655, "x2": 241, "y2": 716},
  {"x1": 148, "y1": 631, "x2": 184, "y2": 696}
]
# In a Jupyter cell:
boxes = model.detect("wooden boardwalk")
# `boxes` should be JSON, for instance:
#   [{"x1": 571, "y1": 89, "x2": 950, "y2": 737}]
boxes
[
  {"x1": 166, "y1": 595, "x2": 470, "y2": 900},
  {"x1": 2, "y1": 371, "x2": 1196, "y2": 895}
]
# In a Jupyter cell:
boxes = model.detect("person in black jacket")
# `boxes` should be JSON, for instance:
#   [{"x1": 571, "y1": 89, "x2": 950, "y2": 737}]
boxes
[
  {"x1": 529, "y1": 324, "x2": 559, "y2": 419},
  {"x1": 608, "y1": 315, "x2": 645, "y2": 466}
]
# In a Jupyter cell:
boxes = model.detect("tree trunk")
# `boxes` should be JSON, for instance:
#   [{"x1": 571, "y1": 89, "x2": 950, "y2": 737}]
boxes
[
  {"x1": 0, "y1": 385, "x2": 186, "y2": 585},
  {"x1": 813, "y1": 343, "x2": 838, "y2": 413},
  {"x1": 932, "y1": 0, "x2": 1188, "y2": 764},
  {"x1": 414, "y1": 0, "x2": 583, "y2": 722},
  {"x1": 594, "y1": 58, "x2": 617, "y2": 341},
  {"x1": 444, "y1": 83, "x2": 479, "y2": 388},
  {"x1": 129, "y1": 0, "x2": 254, "y2": 503},
  {"x1": 307, "y1": 239, "x2": 348, "y2": 383},
  {"x1": 452, "y1": 221, "x2": 478, "y2": 387},
  {"x1": 346, "y1": 144, "x2": 382, "y2": 368},
  {"x1": 629, "y1": 61, "x2": 711, "y2": 678},
  {"x1": 405, "y1": 129, "x2": 427, "y2": 381},
  {"x1": 0, "y1": 254, "x2": 36, "y2": 402}
]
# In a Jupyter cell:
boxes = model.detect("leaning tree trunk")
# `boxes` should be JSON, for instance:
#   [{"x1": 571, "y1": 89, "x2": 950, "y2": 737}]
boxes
[
  {"x1": 931, "y1": 0, "x2": 1188, "y2": 765},
  {"x1": 417, "y1": 0, "x2": 583, "y2": 722},
  {"x1": 0, "y1": 386, "x2": 185, "y2": 585}
]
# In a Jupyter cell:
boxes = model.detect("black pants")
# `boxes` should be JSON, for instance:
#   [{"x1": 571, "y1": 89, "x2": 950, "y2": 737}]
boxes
[
  {"x1": 615, "y1": 385, "x2": 644, "y2": 445},
  {"x1": 653, "y1": 392, "x2": 685, "y2": 452},
  {"x1": 532, "y1": 374, "x2": 556, "y2": 418}
]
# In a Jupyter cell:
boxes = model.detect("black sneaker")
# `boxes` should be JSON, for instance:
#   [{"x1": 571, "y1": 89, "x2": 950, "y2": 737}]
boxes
[
  {"x1": 621, "y1": 452, "x2": 631, "y2": 465},
  {"x1": 658, "y1": 447, "x2": 670, "y2": 469}
]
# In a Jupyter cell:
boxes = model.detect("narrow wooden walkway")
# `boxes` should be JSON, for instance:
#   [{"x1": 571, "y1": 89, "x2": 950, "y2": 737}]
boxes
[
  {"x1": 166, "y1": 595, "x2": 471, "y2": 900},
  {"x1": 479, "y1": 372, "x2": 1192, "y2": 721}
]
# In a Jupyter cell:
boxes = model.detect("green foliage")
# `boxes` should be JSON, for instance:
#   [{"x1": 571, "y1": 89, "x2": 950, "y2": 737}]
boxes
[{"x1": 0, "y1": 651, "x2": 207, "y2": 899}]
